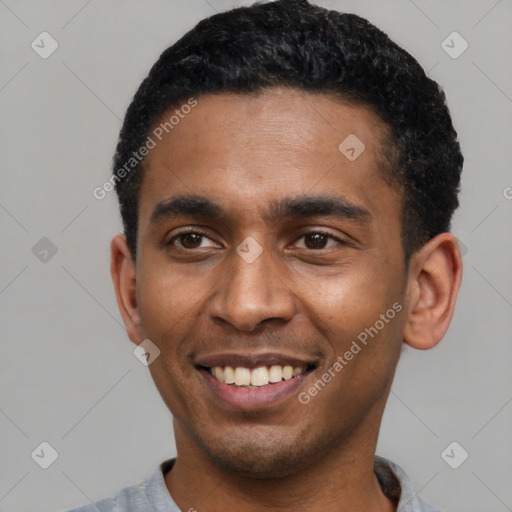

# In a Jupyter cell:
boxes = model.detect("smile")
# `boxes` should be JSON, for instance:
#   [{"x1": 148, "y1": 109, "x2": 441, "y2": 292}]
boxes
[
  {"x1": 207, "y1": 364, "x2": 309, "y2": 387},
  {"x1": 195, "y1": 353, "x2": 318, "y2": 410}
]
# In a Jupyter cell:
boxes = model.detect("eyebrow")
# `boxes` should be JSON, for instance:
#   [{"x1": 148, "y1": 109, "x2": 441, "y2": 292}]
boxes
[
  {"x1": 268, "y1": 195, "x2": 371, "y2": 223},
  {"x1": 149, "y1": 194, "x2": 371, "y2": 225},
  {"x1": 150, "y1": 195, "x2": 223, "y2": 224}
]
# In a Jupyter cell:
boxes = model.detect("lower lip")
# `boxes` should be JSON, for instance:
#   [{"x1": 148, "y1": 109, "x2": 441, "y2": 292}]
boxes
[{"x1": 198, "y1": 368, "x2": 313, "y2": 410}]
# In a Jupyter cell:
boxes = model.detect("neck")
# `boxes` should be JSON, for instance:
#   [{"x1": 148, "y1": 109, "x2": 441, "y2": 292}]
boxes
[{"x1": 165, "y1": 402, "x2": 396, "y2": 512}]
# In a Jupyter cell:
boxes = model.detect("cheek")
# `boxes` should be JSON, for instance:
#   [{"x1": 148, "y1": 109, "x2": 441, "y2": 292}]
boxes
[
  {"x1": 301, "y1": 279, "x2": 405, "y2": 423},
  {"x1": 136, "y1": 271, "x2": 195, "y2": 381},
  {"x1": 137, "y1": 264, "x2": 201, "y2": 330},
  {"x1": 297, "y1": 261, "x2": 402, "y2": 337},
  {"x1": 136, "y1": 263, "x2": 224, "y2": 380},
  {"x1": 297, "y1": 261, "x2": 406, "y2": 397},
  {"x1": 138, "y1": 270, "x2": 205, "y2": 418}
]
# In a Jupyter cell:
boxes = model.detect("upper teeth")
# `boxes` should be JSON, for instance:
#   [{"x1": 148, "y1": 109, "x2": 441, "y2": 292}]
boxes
[{"x1": 211, "y1": 365, "x2": 306, "y2": 387}]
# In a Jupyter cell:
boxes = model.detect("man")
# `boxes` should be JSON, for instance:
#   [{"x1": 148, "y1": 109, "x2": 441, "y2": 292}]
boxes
[{"x1": 69, "y1": 0, "x2": 463, "y2": 510}]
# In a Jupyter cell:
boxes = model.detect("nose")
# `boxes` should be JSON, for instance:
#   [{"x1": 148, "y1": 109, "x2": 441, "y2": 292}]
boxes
[{"x1": 207, "y1": 246, "x2": 296, "y2": 332}]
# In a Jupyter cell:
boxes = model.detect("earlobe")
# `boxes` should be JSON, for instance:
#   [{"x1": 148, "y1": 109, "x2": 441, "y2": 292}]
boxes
[
  {"x1": 110, "y1": 234, "x2": 141, "y2": 345},
  {"x1": 403, "y1": 233, "x2": 463, "y2": 350}
]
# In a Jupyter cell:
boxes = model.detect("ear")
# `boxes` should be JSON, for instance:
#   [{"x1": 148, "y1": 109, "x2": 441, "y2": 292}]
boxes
[
  {"x1": 110, "y1": 234, "x2": 141, "y2": 345},
  {"x1": 403, "y1": 233, "x2": 463, "y2": 350}
]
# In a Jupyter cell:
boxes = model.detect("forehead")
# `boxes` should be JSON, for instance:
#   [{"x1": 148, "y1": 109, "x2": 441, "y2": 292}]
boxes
[
  {"x1": 147, "y1": 88, "x2": 389, "y2": 167},
  {"x1": 139, "y1": 88, "x2": 401, "y2": 227}
]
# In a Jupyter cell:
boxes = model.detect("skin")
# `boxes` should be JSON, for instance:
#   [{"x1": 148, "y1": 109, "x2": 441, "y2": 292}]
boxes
[{"x1": 111, "y1": 87, "x2": 462, "y2": 511}]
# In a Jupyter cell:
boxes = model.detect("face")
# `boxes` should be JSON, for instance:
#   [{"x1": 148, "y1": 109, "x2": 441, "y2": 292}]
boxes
[{"x1": 130, "y1": 88, "x2": 409, "y2": 476}]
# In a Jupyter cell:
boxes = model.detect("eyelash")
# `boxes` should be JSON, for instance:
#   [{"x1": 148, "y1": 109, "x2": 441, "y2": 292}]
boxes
[{"x1": 167, "y1": 229, "x2": 346, "y2": 250}]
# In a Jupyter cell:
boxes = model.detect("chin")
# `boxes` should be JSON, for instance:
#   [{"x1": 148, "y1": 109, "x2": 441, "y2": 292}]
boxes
[
  {"x1": 207, "y1": 443, "x2": 307, "y2": 478},
  {"x1": 192, "y1": 424, "x2": 327, "y2": 478}
]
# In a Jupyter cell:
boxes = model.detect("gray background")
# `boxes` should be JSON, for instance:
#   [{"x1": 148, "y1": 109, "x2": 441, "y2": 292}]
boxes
[{"x1": 1, "y1": 1, "x2": 511, "y2": 511}]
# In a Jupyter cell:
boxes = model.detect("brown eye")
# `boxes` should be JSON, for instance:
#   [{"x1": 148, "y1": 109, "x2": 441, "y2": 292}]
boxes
[
  {"x1": 304, "y1": 233, "x2": 329, "y2": 249},
  {"x1": 167, "y1": 230, "x2": 219, "y2": 250},
  {"x1": 179, "y1": 233, "x2": 203, "y2": 249},
  {"x1": 293, "y1": 231, "x2": 345, "y2": 250}
]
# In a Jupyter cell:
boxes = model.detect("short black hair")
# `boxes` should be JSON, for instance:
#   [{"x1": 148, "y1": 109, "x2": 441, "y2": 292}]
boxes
[{"x1": 113, "y1": 0, "x2": 463, "y2": 261}]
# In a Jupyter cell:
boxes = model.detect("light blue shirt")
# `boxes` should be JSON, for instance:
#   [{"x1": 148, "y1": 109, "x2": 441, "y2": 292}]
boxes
[{"x1": 65, "y1": 456, "x2": 441, "y2": 512}]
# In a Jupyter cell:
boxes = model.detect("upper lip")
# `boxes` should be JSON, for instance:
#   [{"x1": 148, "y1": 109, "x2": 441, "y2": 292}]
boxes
[{"x1": 194, "y1": 352, "x2": 318, "y2": 369}]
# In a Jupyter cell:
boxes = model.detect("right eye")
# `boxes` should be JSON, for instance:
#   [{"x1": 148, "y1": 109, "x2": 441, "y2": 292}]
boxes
[{"x1": 167, "y1": 230, "x2": 219, "y2": 250}]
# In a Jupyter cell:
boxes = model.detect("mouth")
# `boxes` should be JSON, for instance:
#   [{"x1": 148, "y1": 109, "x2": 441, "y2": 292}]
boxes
[
  {"x1": 194, "y1": 353, "x2": 318, "y2": 410},
  {"x1": 200, "y1": 363, "x2": 316, "y2": 388}
]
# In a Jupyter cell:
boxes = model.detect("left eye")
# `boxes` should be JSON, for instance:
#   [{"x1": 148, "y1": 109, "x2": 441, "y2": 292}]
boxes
[{"x1": 293, "y1": 232, "x2": 342, "y2": 250}]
